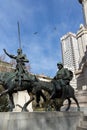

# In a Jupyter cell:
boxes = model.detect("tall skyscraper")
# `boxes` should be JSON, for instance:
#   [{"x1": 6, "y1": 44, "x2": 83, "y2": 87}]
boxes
[{"x1": 61, "y1": 32, "x2": 79, "y2": 71}]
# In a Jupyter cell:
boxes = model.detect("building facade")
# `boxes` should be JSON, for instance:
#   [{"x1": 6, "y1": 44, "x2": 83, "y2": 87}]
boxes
[
  {"x1": 61, "y1": 32, "x2": 79, "y2": 71},
  {"x1": 0, "y1": 60, "x2": 14, "y2": 72}
]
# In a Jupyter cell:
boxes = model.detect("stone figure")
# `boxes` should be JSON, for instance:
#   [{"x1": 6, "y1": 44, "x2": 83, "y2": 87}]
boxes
[
  {"x1": 52, "y1": 62, "x2": 73, "y2": 99},
  {"x1": 3, "y1": 48, "x2": 29, "y2": 86}
]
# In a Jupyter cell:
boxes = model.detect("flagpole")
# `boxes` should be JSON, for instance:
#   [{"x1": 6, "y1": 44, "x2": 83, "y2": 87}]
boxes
[{"x1": 17, "y1": 21, "x2": 21, "y2": 49}]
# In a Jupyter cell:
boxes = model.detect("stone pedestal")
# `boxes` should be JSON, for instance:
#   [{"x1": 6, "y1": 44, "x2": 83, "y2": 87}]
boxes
[
  {"x1": 76, "y1": 90, "x2": 87, "y2": 115},
  {"x1": 0, "y1": 112, "x2": 83, "y2": 130}
]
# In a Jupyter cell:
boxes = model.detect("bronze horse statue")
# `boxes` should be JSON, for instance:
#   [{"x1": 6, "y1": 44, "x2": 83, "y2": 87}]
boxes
[
  {"x1": 32, "y1": 79, "x2": 80, "y2": 111},
  {"x1": 0, "y1": 72, "x2": 46, "y2": 111},
  {"x1": 0, "y1": 72, "x2": 80, "y2": 111}
]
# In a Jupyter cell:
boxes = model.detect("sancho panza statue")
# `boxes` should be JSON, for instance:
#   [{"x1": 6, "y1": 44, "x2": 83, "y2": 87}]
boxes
[{"x1": 52, "y1": 62, "x2": 73, "y2": 99}]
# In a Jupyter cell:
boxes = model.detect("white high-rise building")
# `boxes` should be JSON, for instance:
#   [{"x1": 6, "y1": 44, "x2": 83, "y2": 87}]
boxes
[
  {"x1": 61, "y1": 32, "x2": 80, "y2": 89},
  {"x1": 61, "y1": 32, "x2": 80, "y2": 71}
]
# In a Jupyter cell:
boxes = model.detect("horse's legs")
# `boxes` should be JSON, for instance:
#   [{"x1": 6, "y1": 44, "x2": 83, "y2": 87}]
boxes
[
  {"x1": 73, "y1": 96, "x2": 80, "y2": 111},
  {"x1": 22, "y1": 91, "x2": 34, "y2": 112},
  {"x1": 36, "y1": 90, "x2": 46, "y2": 107},
  {"x1": 36, "y1": 91, "x2": 40, "y2": 107},
  {"x1": 65, "y1": 98, "x2": 71, "y2": 111},
  {"x1": 8, "y1": 93, "x2": 15, "y2": 111}
]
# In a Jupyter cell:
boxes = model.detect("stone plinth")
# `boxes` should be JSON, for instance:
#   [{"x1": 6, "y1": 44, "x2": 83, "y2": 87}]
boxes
[
  {"x1": 0, "y1": 112, "x2": 83, "y2": 130},
  {"x1": 76, "y1": 90, "x2": 87, "y2": 115}
]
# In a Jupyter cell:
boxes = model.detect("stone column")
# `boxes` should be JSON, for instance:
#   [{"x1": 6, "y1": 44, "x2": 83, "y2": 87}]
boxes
[
  {"x1": 76, "y1": 24, "x2": 87, "y2": 90},
  {"x1": 78, "y1": 0, "x2": 87, "y2": 27},
  {"x1": 76, "y1": 24, "x2": 87, "y2": 60}
]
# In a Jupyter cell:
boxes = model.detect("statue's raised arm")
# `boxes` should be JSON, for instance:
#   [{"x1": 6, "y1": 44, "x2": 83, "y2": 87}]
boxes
[{"x1": 3, "y1": 49, "x2": 16, "y2": 59}]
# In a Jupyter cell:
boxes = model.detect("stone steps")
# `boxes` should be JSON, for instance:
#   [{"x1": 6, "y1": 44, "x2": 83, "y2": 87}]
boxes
[{"x1": 77, "y1": 116, "x2": 87, "y2": 130}]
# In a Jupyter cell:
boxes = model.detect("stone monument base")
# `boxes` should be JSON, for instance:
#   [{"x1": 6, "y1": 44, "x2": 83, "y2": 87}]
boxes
[
  {"x1": 76, "y1": 90, "x2": 87, "y2": 115},
  {"x1": 0, "y1": 112, "x2": 83, "y2": 130}
]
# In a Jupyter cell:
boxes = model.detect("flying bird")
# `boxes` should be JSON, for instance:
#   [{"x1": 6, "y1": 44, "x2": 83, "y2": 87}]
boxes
[
  {"x1": 33, "y1": 32, "x2": 38, "y2": 35},
  {"x1": 54, "y1": 27, "x2": 57, "y2": 30}
]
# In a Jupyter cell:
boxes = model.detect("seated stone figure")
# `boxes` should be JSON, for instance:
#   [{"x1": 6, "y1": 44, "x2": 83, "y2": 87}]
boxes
[
  {"x1": 52, "y1": 62, "x2": 73, "y2": 99},
  {"x1": 3, "y1": 48, "x2": 29, "y2": 86}
]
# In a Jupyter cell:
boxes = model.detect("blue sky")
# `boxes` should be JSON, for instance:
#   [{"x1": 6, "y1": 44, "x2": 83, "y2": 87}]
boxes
[{"x1": 0, "y1": 0, "x2": 83, "y2": 77}]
